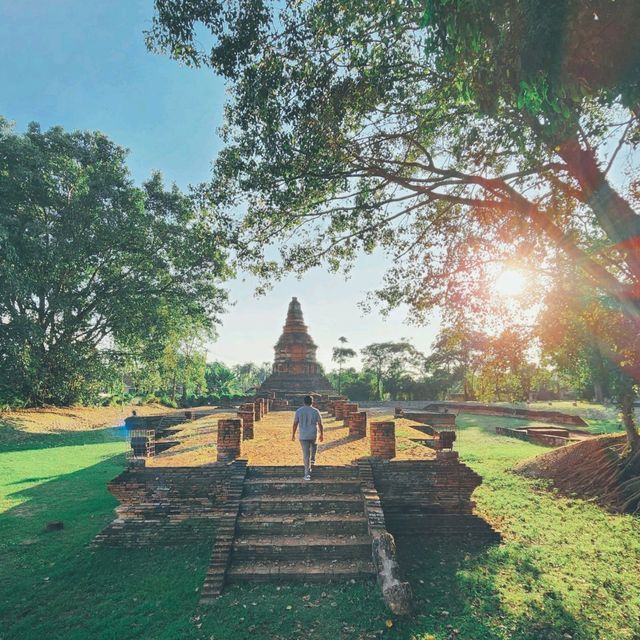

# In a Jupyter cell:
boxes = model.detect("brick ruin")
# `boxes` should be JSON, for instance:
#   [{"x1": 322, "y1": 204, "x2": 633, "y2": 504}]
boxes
[
  {"x1": 95, "y1": 303, "x2": 501, "y2": 612},
  {"x1": 96, "y1": 407, "x2": 500, "y2": 613}
]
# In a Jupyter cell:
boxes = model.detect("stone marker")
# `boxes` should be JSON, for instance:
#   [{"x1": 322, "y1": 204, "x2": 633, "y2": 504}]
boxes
[{"x1": 372, "y1": 531, "x2": 413, "y2": 615}]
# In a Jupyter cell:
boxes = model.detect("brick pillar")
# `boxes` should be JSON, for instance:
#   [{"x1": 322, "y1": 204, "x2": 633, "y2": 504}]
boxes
[
  {"x1": 348, "y1": 411, "x2": 367, "y2": 438},
  {"x1": 343, "y1": 403, "x2": 359, "y2": 422},
  {"x1": 263, "y1": 398, "x2": 269, "y2": 414},
  {"x1": 217, "y1": 419, "x2": 242, "y2": 462},
  {"x1": 238, "y1": 405, "x2": 254, "y2": 440},
  {"x1": 335, "y1": 401, "x2": 347, "y2": 420},
  {"x1": 370, "y1": 421, "x2": 396, "y2": 459},
  {"x1": 254, "y1": 400, "x2": 262, "y2": 422}
]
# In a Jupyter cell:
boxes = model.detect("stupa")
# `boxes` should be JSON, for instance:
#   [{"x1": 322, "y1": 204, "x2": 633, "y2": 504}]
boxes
[{"x1": 259, "y1": 297, "x2": 335, "y2": 396}]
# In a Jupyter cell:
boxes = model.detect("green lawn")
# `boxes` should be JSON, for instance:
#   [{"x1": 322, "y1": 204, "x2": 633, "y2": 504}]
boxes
[{"x1": 1, "y1": 415, "x2": 639, "y2": 640}]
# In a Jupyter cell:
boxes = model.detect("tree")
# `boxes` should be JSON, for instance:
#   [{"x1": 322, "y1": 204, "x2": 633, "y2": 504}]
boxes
[
  {"x1": 205, "y1": 361, "x2": 237, "y2": 398},
  {"x1": 232, "y1": 361, "x2": 271, "y2": 392},
  {"x1": 426, "y1": 323, "x2": 488, "y2": 400},
  {"x1": 471, "y1": 329, "x2": 533, "y2": 402},
  {"x1": 148, "y1": 0, "x2": 640, "y2": 448},
  {"x1": 539, "y1": 259, "x2": 640, "y2": 447},
  {"x1": 361, "y1": 341, "x2": 423, "y2": 400},
  {"x1": 0, "y1": 120, "x2": 231, "y2": 406},
  {"x1": 327, "y1": 367, "x2": 377, "y2": 401},
  {"x1": 332, "y1": 336, "x2": 356, "y2": 394}
]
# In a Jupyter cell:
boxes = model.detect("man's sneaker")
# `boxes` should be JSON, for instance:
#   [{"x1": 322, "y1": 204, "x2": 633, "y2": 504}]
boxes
[{"x1": 303, "y1": 474, "x2": 312, "y2": 481}]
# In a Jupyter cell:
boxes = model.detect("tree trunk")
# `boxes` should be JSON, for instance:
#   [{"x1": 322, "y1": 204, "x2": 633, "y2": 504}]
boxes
[
  {"x1": 621, "y1": 391, "x2": 640, "y2": 453},
  {"x1": 558, "y1": 138, "x2": 640, "y2": 279},
  {"x1": 171, "y1": 372, "x2": 177, "y2": 403},
  {"x1": 593, "y1": 380, "x2": 604, "y2": 404}
]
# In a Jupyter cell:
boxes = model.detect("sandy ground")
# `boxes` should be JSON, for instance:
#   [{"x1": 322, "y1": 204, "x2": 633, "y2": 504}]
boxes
[
  {"x1": 1, "y1": 404, "x2": 171, "y2": 434},
  {"x1": 149, "y1": 411, "x2": 437, "y2": 467}
]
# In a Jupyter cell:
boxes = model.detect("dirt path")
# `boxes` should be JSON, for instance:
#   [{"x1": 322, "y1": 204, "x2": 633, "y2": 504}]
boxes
[{"x1": 150, "y1": 410, "x2": 437, "y2": 467}]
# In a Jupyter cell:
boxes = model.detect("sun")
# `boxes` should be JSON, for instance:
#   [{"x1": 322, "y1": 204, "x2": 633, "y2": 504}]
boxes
[{"x1": 493, "y1": 269, "x2": 527, "y2": 297}]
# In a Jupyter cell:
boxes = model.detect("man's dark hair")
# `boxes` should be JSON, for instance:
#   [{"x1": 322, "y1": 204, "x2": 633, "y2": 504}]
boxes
[{"x1": 304, "y1": 395, "x2": 313, "y2": 405}]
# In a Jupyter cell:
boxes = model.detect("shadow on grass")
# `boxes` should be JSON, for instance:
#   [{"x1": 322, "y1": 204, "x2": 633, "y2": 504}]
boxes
[
  {"x1": 0, "y1": 453, "x2": 212, "y2": 640},
  {"x1": 0, "y1": 417, "x2": 126, "y2": 453},
  {"x1": 395, "y1": 537, "x2": 592, "y2": 640}
]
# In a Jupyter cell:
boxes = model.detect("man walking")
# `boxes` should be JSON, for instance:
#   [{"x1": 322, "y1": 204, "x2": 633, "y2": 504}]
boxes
[{"x1": 292, "y1": 395, "x2": 324, "y2": 480}]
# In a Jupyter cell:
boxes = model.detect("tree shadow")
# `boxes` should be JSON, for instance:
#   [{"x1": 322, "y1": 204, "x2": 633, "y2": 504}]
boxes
[
  {"x1": 0, "y1": 454, "x2": 210, "y2": 640},
  {"x1": 0, "y1": 417, "x2": 126, "y2": 453},
  {"x1": 395, "y1": 536, "x2": 593, "y2": 640}
]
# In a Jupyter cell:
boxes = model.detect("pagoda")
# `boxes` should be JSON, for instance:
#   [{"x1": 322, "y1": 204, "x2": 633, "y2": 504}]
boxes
[{"x1": 259, "y1": 297, "x2": 335, "y2": 396}]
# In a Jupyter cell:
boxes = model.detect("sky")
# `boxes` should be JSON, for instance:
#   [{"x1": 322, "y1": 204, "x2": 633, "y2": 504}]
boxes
[{"x1": 0, "y1": 0, "x2": 440, "y2": 369}]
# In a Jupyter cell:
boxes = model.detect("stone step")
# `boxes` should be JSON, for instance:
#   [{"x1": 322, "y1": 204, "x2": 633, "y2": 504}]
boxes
[
  {"x1": 239, "y1": 494, "x2": 364, "y2": 515},
  {"x1": 236, "y1": 513, "x2": 369, "y2": 536},
  {"x1": 226, "y1": 559, "x2": 376, "y2": 583},
  {"x1": 246, "y1": 465, "x2": 359, "y2": 480},
  {"x1": 242, "y1": 478, "x2": 361, "y2": 497},
  {"x1": 232, "y1": 535, "x2": 372, "y2": 561}
]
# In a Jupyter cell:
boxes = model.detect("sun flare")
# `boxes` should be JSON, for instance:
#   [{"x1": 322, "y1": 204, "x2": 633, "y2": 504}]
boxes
[{"x1": 494, "y1": 269, "x2": 527, "y2": 297}]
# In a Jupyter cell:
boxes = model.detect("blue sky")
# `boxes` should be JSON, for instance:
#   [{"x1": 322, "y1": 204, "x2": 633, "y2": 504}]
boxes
[{"x1": 0, "y1": 0, "x2": 439, "y2": 368}]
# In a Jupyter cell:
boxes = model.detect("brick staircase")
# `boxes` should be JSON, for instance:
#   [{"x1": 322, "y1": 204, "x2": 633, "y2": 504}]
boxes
[{"x1": 225, "y1": 465, "x2": 376, "y2": 584}]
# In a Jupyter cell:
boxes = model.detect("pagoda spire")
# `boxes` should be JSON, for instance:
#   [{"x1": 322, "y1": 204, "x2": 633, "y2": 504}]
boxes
[{"x1": 259, "y1": 297, "x2": 335, "y2": 395}]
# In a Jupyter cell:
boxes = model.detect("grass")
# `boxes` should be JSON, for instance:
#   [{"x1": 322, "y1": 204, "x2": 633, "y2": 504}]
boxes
[{"x1": 1, "y1": 411, "x2": 639, "y2": 640}]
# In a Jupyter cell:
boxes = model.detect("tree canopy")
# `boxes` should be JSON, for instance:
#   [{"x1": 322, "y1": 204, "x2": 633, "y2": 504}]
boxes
[
  {"x1": 148, "y1": 0, "x2": 640, "y2": 446},
  {"x1": 0, "y1": 119, "x2": 232, "y2": 405}
]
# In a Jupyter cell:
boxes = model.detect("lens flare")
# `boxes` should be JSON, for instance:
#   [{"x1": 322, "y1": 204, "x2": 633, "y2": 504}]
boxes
[{"x1": 494, "y1": 269, "x2": 526, "y2": 297}]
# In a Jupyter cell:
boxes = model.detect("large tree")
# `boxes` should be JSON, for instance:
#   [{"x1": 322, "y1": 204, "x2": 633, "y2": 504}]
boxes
[
  {"x1": 361, "y1": 341, "x2": 423, "y2": 400},
  {"x1": 147, "y1": 0, "x2": 640, "y2": 446},
  {"x1": 332, "y1": 336, "x2": 356, "y2": 394},
  {"x1": 0, "y1": 120, "x2": 231, "y2": 405}
]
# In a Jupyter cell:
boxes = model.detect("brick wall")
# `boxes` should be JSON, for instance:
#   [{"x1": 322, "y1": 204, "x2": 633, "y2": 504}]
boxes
[
  {"x1": 369, "y1": 454, "x2": 499, "y2": 541},
  {"x1": 424, "y1": 402, "x2": 588, "y2": 427},
  {"x1": 495, "y1": 426, "x2": 571, "y2": 447},
  {"x1": 94, "y1": 465, "x2": 232, "y2": 546}
]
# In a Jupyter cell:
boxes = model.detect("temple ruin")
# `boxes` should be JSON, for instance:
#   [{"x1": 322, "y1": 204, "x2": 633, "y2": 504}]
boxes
[
  {"x1": 94, "y1": 297, "x2": 501, "y2": 613},
  {"x1": 259, "y1": 297, "x2": 335, "y2": 398}
]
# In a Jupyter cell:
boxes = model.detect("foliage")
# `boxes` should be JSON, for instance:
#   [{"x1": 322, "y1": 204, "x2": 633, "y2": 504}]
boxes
[
  {"x1": 148, "y1": 0, "x2": 640, "y2": 445},
  {"x1": 425, "y1": 322, "x2": 488, "y2": 400},
  {"x1": 0, "y1": 119, "x2": 232, "y2": 407},
  {"x1": 204, "y1": 360, "x2": 271, "y2": 400},
  {"x1": 327, "y1": 367, "x2": 377, "y2": 401},
  {"x1": 361, "y1": 341, "x2": 424, "y2": 400},
  {"x1": 331, "y1": 336, "x2": 356, "y2": 394},
  {"x1": 231, "y1": 361, "x2": 271, "y2": 391},
  {"x1": 538, "y1": 258, "x2": 640, "y2": 445},
  {"x1": 205, "y1": 361, "x2": 239, "y2": 398}
]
